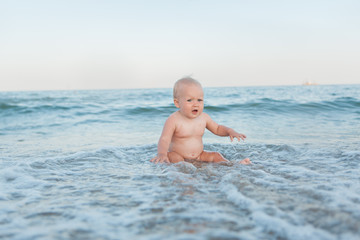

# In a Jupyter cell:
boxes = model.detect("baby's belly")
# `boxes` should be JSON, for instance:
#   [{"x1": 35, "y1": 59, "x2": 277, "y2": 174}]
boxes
[{"x1": 170, "y1": 137, "x2": 203, "y2": 160}]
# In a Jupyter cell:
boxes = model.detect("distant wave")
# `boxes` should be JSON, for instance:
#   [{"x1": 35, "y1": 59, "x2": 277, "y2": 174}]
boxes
[
  {"x1": 125, "y1": 105, "x2": 176, "y2": 116},
  {"x1": 204, "y1": 97, "x2": 360, "y2": 115},
  {"x1": 0, "y1": 103, "x2": 74, "y2": 112},
  {"x1": 125, "y1": 97, "x2": 360, "y2": 116},
  {"x1": 1, "y1": 97, "x2": 359, "y2": 118},
  {"x1": 114, "y1": 97, "x2": 360, "y2": 117},
  {"x1": 0, "y1": 102, "x2": 17, "y2": 110}
]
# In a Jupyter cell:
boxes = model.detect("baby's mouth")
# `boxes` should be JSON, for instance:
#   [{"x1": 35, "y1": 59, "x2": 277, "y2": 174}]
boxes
[{"x1": 192, "y1": 109, "x2": 198, "y2": 114}]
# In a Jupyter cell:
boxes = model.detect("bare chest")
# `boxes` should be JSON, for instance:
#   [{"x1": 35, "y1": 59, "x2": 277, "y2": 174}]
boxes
[{"x1": 174, "y1": 119, "x2": 206, "y2": 138}]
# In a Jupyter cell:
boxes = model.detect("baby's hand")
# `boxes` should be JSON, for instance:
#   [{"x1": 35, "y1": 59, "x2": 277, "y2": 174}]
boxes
[
  {"x1": 228, "y1": 129, "x2": 247, "y2": 142},
  {"x1": 150, "y1": 153, "x2": 170, "y2": 164}
]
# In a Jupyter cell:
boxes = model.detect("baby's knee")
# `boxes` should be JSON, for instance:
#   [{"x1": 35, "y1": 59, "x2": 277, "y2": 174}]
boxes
[
  {"x1": 205, "y1": 152, "x2": 227, "y2": 163},
  {"x1": 212, "y1": 152, "x2": 226, "y2": 162}
]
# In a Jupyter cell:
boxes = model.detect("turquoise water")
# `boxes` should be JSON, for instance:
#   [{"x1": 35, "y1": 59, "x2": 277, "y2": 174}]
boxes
[{"x1": 1, "y1": 85, "x2": 360, "y2": 239}]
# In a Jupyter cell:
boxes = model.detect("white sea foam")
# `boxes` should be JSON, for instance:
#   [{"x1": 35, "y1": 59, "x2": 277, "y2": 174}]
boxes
[{"x1": 1, "y1": 142, "x2": 359, "y2": 239}]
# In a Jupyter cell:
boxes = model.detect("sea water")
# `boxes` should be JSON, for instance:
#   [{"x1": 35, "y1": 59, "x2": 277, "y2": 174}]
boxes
[{"x1": 1, "y1": 85, "x2": 359, "y2": 240}]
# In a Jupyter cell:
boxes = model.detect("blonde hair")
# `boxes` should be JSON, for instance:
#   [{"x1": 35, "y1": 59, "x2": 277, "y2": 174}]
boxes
[{"x1": 173, "y1": 77, "x2": 202, "y2": 99}]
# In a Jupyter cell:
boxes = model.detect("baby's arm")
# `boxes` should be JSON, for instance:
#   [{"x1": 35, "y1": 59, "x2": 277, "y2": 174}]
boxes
[
  {"x1": 204, "y1": 113, "x2": 251, "y2": 165},
  {"x1": 150, "y1": 116, "x2": 176, "y2": 164},
  {"x1": 204, "y1": 113, "x2": 246, "y2": 141},
  {"x1": 218, "y1": 125, "x2": 247, "y2": 142}
]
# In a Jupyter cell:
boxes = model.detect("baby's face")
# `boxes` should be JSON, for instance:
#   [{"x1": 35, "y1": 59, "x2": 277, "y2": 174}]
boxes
[{"x1": 174, "y1": 83, "x2": 204, "y2": 119}]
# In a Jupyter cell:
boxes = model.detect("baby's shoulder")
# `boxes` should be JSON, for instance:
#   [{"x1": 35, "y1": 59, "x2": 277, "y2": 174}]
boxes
[
  {"x1": 165, "y1": 111, "x2": 181, "y2": 124},
  {"x1": 200, "y1": 112, "x2": 211, "y2": 120},
  {"x1": 168, "y1": 111, "x2": 180, "y2": 119},
  {"x1": 201, "y1": 112, "x2": 210, "y2": 117}
]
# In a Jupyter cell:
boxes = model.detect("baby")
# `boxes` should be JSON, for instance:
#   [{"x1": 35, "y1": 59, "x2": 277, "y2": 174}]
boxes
[{"x1": 150, "y1": 77, "x2": 251, "y2": 165}]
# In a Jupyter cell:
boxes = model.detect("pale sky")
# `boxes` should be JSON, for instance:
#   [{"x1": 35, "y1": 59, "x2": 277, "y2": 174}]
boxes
[{"x1": 1, "y1": 0, "x2": 359, "y2": 91}]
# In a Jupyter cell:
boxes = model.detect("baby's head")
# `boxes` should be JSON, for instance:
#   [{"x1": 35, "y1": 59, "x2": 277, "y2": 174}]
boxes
[
  {"x1": 173, "y1": 77, "x2": 203, "y2": 99},
  {"x1": 173, "y1": 77, "x2": 204, "y2": 118}
]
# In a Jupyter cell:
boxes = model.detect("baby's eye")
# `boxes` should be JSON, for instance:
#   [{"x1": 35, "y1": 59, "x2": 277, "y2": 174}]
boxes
[
  {"x1": 198, "y1": 99, "x2": 203, "y2": 102},
  {"x1": 187, "y1": 99, "x2": 192, "y2": 102}
]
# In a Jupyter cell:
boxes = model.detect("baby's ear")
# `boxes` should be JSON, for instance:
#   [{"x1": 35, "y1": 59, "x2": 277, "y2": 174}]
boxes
[{"x1": 174, "y1": 99, "x2": 180, "y2": 108}]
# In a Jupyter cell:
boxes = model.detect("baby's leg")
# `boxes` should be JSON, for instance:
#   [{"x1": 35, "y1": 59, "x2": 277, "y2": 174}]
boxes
[
  {"x1": 199, "y1": 151, "x2": 229, "y2": 163},
  {"x1": 239, "y1": 158, "x2": 251, "y2": 165},
  {"x1": 200, "y1": 151, "x2": 252, "y2": 165},
  {"x1": 168, "y1": 152, "x2": 185, "y2": 163}
]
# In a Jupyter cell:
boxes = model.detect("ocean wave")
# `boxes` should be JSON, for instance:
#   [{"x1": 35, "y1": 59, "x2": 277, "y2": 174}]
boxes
[
  {"x1": 204, "y1": 97, "x2": 360, "y2": 115},
  {"x1": 0, "y1": 101, "x2": 77, "y2": 116},
  {"x1": 125, "y1": 105, "x2": 176, "y2": 116},
  {"x1": 1, "y1": 95, "x2": 359, "y2": 118},
  {"x1": 122, "y1": 97, "x2": 360, "y2": 116},
  {"x1": 0, "y1": 102, "x2": 18, "y2": 110}
]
